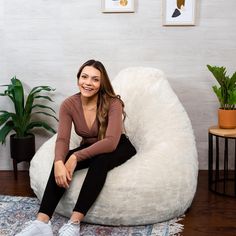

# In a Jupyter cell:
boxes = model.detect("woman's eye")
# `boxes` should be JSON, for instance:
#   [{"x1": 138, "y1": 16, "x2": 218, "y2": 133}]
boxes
[{"x1": 81, "y1": 75, "x2": 87, "y2": 79}]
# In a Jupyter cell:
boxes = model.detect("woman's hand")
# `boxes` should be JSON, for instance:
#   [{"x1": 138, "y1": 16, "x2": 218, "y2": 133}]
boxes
[
  {"x1": 65, "y1": 154, "x2": 77, "y2": 180},
  {"x1": 54, "y1": 160, "x2": 71, "y2": 189}
]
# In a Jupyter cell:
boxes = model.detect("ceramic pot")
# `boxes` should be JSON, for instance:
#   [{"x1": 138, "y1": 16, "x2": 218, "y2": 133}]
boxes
[
  {"x1": 218, "y1": 109, "x2": 236, "y2": 129},
  {"x1": 10, "y1": 134, "x2": 35, "y2": 162}
]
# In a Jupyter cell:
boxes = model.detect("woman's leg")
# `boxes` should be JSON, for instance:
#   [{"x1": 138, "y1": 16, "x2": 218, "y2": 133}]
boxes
[
  {"x1": 16, "y1": 144, "x2": 93, "y2": 236},
  {"x1": 73, "y1": 134, "x2": 136, "y2": 216},
  {"x1": 38, "y1": 144, "x2": 91, "y2": 219}
]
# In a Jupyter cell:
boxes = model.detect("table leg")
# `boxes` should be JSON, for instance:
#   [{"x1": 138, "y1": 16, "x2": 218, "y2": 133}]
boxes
[
  {"x1": 235, "y1": 140, "x2": 236, "y2": 196},
  {"x1": 208, "y1": 133, "x2": 213, "y2": 190},
  {"x1": 224, "y1": 138, "x2": 229, "y2": 194},
  {"x1": 215, "y1": 136, "x2": 219, "y2": 191}
]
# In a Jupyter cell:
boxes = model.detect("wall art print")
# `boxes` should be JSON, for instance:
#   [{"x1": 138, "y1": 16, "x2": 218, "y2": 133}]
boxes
[
  {"x1": 162, "y1": 0, "x2": 196, "y2": 25},
  {"x1": 102, "y1": 0, "x2": 135, "y2": 13}
]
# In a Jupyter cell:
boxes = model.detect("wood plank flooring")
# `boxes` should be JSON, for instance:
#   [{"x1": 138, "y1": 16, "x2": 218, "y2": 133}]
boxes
[{"x1": 0, "y1": 170, "x2": 236, "y2": 235}]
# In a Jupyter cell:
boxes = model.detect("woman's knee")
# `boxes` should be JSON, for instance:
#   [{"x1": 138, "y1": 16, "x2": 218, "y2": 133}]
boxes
[
  {"x1": 89, "y1": 155, "x2": 112, "y2": 172},
  {"x1": 129, "y1": 144, "x2": 137, "y2": 156},
  {"x1": 123, "y1": 137, "x2": 137, "y2": 156}
]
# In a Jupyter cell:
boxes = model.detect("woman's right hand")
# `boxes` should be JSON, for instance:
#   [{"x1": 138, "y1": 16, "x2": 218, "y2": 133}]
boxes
[{"x1": 54, "y1": 160, "x2": 71, "y2": 189}]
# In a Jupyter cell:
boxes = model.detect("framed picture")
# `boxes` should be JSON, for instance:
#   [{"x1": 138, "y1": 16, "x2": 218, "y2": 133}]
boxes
[
  {"x1": 102, "y1": 0, "x2": 135, "y2": 13},
  {"x1": 162, "y1": 0, "x2": 196, "y2": 26}
]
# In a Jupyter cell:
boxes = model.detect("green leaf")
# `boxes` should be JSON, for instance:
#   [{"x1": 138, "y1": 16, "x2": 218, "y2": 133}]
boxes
[
  {"x1": 0, "y1": 121, "x2": 15, "y2": 144},
  {"x1": 212, "y1": 86, "x2": 222, "y2": 101},
  {"x1": 0, "y1": 77, "x2": 57, "y2": 139},
  {"x1": 11, "y1": 77, "x2": 25, "y2": 117},
  {"x1": 207, "y1": 65, "x2": 226, "y2": 86},
  {"x1": 0, "y1": 86, "x2": 14, "y2": 102},
  {"x1": 34, "y1": 95, "x2": 54, "y2": 102},
  {"x1": 228, "y1": 90, "x2": 236, "y2": 107},
  {"x1": 0, "y1": 111, "x2": 14, "y2": 126},
  {"x1": 30, "y1": 86, "x2": 55, "y2": 97},
  {"x1": 208, "y1": 65, "x2": 236, "y2": 109},
  {"x1": 24, "y1": 92, "x2": 34, "y2": 117},
  {"x1": 33, "y1": 111, "x2": 59, "y2": 121},
  {"x1": 26, "y1": 121, "x2": 56, "y2": 134},
  {"x1": 32, "y1": 104, "x2": 56, "y2": 113},
  {"x1": 229, "y1": 71, "x2": 236, "y2": 89}
]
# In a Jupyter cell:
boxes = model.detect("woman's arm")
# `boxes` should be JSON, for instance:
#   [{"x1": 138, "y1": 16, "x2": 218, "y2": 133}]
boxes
[
  {"x1": 54, "y1": 99, "x2": 74, "y2": 188},
  {"x1": 54, "y1": 100, "x2": 73, "y2": 163}
]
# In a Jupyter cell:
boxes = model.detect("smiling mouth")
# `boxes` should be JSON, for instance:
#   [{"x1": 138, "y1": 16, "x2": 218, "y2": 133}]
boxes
[{"x1": 82, "y1": 86, "x2": 93, "y2": 91}]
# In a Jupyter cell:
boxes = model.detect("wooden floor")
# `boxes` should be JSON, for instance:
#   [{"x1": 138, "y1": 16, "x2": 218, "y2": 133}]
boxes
[{"x1": 1, "y1": 170, "x2": 236, "y2": 236}]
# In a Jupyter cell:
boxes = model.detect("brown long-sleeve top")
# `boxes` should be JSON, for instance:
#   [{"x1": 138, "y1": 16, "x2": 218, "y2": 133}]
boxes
[{"x1": 54, "y1": 93, "x2": 123, "y2": 162}]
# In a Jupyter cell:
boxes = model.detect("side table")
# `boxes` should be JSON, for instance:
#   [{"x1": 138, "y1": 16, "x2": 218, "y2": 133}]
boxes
[{"x1": 208, "y1": 125, "x2": 236, "y2": 197}]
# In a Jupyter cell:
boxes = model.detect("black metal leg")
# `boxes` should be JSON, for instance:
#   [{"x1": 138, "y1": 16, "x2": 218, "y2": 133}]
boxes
[
  {"x1": 208, "y1": 133, "x2": 213, "y2": 190},
  {"x1": 209, "y1": 128, "x2": 236, "y2": 197},
  {"x1": 224, "y1": 138, "x2": 229, "y2": 194},
  {"x1": 234, "y1": 139, "x2": 236, "y2": 196},
  {"x1": 215, "y1": 137, "x2": 220, "y2": 191},
  {"x1": 215, "y1": 137, "x2": 219, "y2": 191}
]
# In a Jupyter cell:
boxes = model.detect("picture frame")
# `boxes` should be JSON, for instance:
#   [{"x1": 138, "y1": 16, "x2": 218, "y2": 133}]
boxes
[
  {"x1": 102, "y1": 0, "x2": 135, "y2": 13},
  {"x1": 162, "y1": 0, "x2": 196, "y2": 26}
]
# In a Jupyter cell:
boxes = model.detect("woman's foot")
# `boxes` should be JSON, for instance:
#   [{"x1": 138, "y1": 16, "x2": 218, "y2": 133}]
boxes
[
  {"x1": 15, "y1": 220, "x2": 53, "y2": 236},
  {"x1": 58, "y1": 220, "x2": 80, "y2": 236}
]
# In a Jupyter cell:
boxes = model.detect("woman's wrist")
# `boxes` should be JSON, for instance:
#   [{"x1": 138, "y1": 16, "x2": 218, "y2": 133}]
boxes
[
  {"x1": 70, "y1": 154, "x2": 77, "y2": 161},
  {"x1": 54, "y1": 160, "x2": 64, "y2": 165}
]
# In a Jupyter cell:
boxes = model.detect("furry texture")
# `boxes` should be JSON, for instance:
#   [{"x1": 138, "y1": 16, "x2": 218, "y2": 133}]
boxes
[{"x1": 30, "y1": 67, "x2": 198, "y2": 226}]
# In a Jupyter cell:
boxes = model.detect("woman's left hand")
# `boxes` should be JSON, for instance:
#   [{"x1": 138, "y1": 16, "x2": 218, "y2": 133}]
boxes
[{"x1": 65, "y1": 154, "x2": 77, "y2": 180}]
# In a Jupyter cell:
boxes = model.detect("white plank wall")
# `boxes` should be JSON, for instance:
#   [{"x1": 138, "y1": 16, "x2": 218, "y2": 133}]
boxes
[{"x1": 0, "y1": 0, "x2": 236, "y2": 170}]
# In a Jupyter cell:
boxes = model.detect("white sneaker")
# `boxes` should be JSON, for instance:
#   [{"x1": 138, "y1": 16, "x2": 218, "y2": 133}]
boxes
[
  {"x1": 15, "y1": 220, "x2": 53, "y2": 236},
  {"x1": 58, "y1": 220, "x2": 80, "y2": 236}
]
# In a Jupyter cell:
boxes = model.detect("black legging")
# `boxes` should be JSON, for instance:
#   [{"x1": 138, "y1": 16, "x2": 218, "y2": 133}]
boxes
[{"x1": 38, "y1": 134, "x2": 136, "y2": 218}]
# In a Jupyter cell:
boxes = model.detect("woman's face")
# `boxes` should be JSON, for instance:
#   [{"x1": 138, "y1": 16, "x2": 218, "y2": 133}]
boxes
[{"x1": 78, "y1": 66, "x2": 101, "y2": 98}]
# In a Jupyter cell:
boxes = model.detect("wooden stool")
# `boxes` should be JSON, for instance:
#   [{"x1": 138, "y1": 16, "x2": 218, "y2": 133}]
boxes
[{"x1": 208, "y1": 125, "x2": 236, "y2": 197}]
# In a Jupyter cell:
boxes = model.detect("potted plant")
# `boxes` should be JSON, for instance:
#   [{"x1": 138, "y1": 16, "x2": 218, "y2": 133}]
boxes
[
  {"x1": 0, "y1": 76, "x2": 58, "y2": 165},
  {"x1": 207, "y1": 65, "x2": 236, "y2": 129}
]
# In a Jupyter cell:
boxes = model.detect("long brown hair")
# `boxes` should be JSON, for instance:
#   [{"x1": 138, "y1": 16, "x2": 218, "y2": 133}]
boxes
[{"x1": 77, "y1": 59, "x2": 126, "y2": 140}]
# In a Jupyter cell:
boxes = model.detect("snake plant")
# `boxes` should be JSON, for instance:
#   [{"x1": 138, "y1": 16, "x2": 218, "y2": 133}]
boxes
[
  {"x1": 0, "y1": 76, "x2": 58, "y2": 144},
  {"x1": 207, "y1": 65, "x2": 236, "y2": 110}
]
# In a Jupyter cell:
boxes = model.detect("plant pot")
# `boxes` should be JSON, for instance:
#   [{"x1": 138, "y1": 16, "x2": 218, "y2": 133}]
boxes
[
  {"x1": 10, "y1": 134, "x2": 35, "y2": 162},
  {"x1": 218, "y1": 109, "x2": 236, "y2": 129}
]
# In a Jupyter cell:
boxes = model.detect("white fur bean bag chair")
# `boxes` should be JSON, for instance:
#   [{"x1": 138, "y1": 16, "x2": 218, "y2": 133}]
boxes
[{"x1": 30, "y1": 67, "x2": 198, "y2": 226}]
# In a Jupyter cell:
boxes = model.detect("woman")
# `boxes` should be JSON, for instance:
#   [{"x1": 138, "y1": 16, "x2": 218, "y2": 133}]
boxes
[{"x1": 16, "y1": 59, "x2": 137, "y2": 236}]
